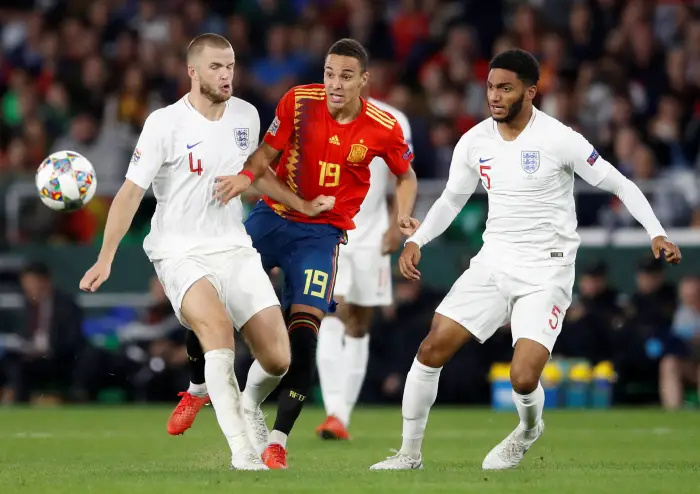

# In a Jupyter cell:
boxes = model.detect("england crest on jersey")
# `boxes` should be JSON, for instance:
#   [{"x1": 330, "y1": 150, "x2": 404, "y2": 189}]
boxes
[
  {"x1": 234, "y1": 128, "x2": 250, "y2": 150},
  {"x1": 521, "y1": 151, "x2": 540, "y2": 174}
]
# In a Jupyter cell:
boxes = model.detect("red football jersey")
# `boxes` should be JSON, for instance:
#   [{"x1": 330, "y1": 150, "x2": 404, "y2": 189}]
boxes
[{"x1": 263, "y1": 84, "x2": 413, "y2": 231}]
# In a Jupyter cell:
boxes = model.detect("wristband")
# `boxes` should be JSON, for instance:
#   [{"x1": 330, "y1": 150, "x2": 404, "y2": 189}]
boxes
[{"x1": 238, "y1": 170, "x2": 255, "y2": 183}]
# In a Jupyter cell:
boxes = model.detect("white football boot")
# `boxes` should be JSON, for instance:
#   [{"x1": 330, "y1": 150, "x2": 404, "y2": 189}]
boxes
[
  {"x1": 369, "y1": 450, "x2": 424, "y2": 470},
  {"x1": 482, "y1": 420, "x2": 545, "y2": 470},
  {"x1": 230, "y1": 435, "x2": 269, "y2": 471},
  {"x1": 243, "y1": 407, "x2": 269, "y2": 456}
]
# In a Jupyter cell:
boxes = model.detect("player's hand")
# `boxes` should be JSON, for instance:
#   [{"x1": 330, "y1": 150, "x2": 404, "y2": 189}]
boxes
[
  {"x1": 398, "y1": 241, "x2": 421, "y2": 281},
  {"x1": 398, "y1": 215, "x2": 420, "y2": 236},
  {"x1": 381, "y1": 226, "x2": 403, "y2": 255},
  {"x1": 302, "y1": 195, "x2": 336, "y2": 217},
  {"x1": 652, "y1": 236, "x2": 681, "y2": 264},
  {"x1": 79, "y1": 260, "x2": 111, "y2": 292},
  {"x1": 214, "y1": 174, "x2": 252, "y2": 204}
]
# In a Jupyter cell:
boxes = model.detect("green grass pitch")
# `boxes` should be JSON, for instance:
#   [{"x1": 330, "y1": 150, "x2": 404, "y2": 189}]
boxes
[{"x1": 1, "y1": 406, "x2": 698, "y2": 493}]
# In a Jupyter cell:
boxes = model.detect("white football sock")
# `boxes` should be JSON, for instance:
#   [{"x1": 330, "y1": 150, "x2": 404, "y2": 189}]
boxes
[
  {"x1": 269, "y1": 429, "x2": 288, "y2": 449},
  {"x1": 204, "y1": 349, "x2": 248, "y2": 454},
  {"x1": 316, "y1": 315, "x2": 345, "y2": 418},
  {"x1": 187, "y1": 382, "x2": 208, "y2": 397},
  {"x1": 512, "y1": 382, "x2": 545, "y2": 440},
  {"x1": 340, "y1": 334, "x2": 370, "y2": 426},
  {"x1": 242, "y1": 359, "x2": 285, "y2": 411},
  {"x1": 400, "y1": 357, "x2": 441, "y2": 459}
]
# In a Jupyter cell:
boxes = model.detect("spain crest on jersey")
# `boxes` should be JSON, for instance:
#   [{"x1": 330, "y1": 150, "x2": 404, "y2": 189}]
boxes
[
  {"x1": 347, "y1": 143, "x2": 368, "y2": 163},
  {"x1": 521, "y1": 150, "x2": 540, "y2": 174},
  {"x1": 234, "y1": 128, "x2": 250, "y2": 150}
]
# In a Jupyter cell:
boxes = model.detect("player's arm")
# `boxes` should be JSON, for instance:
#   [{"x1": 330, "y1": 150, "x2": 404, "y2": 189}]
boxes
[
  {"x1": 399, "y1": 135, "x2": 478, "y2": 280},
  {"x1": 569, "y1": 134, "x2": 681, "y2": 264},
  {"x1": 80, "y1": 113, "x2": 166, "y2": 292},
  {"x1": 382, "y1": 123, "x2": 419, "y2": 234}
]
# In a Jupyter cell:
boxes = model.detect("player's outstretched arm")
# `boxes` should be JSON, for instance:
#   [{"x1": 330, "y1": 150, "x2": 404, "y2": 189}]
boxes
[
  {"x1": 394, "y1": 167, "x2": 420, "y2": 235},
  {"x1": 571, "y1": 140, "x2": 681, "y2": 264},
  {"x1": 79, "y1": 179, "x2": 145, "y2": 292},
  {"x1": 255, "y1": 167, "x2": 335, "y2": 217},
  {"x1": 215, "y1": 142, "x2": 280, "y2": 204}
]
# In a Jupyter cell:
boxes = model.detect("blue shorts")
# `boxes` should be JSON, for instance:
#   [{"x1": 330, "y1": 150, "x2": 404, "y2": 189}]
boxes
[{"x1": 245, "y1": 201, "x2": 347, "y2": 313}]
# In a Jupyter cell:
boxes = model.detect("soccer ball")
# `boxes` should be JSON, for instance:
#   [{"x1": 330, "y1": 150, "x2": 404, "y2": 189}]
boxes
[{"x1": 35, "y1": 151, "x2": 97, "y2": 211}]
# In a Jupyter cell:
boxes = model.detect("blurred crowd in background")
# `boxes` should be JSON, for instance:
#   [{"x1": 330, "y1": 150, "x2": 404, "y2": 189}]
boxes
[
  {"x1": 0, "y1": 0, "x2": 699, "y2": 408},
  {"x1": 1, "y1": 0, "x2": 700, "y2": 243}
]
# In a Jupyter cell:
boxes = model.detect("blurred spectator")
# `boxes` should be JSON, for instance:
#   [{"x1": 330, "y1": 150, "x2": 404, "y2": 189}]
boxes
[
  {"x1": 75, "y1": 276, "x2": 188, "y2": 402},
  {"x1": 0, "y1": 262, "x2": 84, "y2": 403},
  {"x1": 659, "y1": 276, "x2": 700, "y2": 410}
]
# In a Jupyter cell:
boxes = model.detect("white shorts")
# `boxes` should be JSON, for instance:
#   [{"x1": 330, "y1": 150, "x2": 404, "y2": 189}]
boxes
[
  {"x1": 153, "y1": 247, "x2": 280, "y2": 331},
  {"x1": 333, "y1": 247, "x2": 392, "y2": 307},
  {"x1": 435, "y1": 260, "x2": 575, "y2": 353}
]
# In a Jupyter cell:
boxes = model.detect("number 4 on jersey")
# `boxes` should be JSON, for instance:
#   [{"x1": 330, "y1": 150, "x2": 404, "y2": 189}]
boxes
[{"x1": 189, "y1": 152, "x2": 203, "y2": 176}]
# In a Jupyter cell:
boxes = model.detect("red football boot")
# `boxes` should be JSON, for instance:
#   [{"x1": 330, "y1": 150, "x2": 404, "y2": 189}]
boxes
[
  {"x1": 262, "y1": 443, "x2": 288, "y2": 469},
  {"x1": 167, "y1": 391, "x2": 210, "y2": 435},
  {"x1": 315, "y1": 416, "x2": 351, "y2": 440}
]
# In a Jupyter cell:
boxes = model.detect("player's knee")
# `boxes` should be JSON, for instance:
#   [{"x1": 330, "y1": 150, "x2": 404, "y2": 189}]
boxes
[
  {"x1": 345, "y1": 306, "x2": 373, "y2": 338},
  {"x1": 261, "y1": 348, "x2": 291, "y2": 377},
  {"x1": 510, "y1": 365, "x2": 540, "y2": 395},
  {"x1": 191, "y1": 316, "x2": 234, "y2": 351}
]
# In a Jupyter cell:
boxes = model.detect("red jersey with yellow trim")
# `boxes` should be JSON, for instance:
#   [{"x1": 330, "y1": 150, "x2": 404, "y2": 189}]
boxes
[{"x1": 262, "y1": 84, "x2": 413, "y2": 231}]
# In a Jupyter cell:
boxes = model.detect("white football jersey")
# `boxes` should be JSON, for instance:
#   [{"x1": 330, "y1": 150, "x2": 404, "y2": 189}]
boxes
[
  {"x1": 346, "y1": 98, "x2": 412, "y2": 250},
  {"x1": 125, "y1": 95, "x2": 259, "y2": 261},
  {"x1": 447, "y1": 107, "x2": 610, "y2": 267}
]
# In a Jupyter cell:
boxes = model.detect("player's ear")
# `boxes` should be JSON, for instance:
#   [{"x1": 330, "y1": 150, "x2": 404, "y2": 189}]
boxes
[
  {"x1": 360, "y1": 71, "x2": 369, "y2": 88},
  {"x1": 187, "y1": 64, "x2": 198, "y2": 81},
  {"x1": 526, "y1": 85, "x2": 537, "y2": 102}
]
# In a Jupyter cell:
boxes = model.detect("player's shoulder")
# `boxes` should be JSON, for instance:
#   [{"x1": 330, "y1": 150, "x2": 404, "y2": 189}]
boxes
[
  {"x1": 225, "y1": 96, "x2": 259, "y2": 121},
  {"x1": 141, "y1": 100, "x2": 183, "y2": 133},
  {"x1": 368, "y1": 97, "x2": 411, "y2": 135},
  {"x1": 363, "y1": 98, "x2": 401, "y2": 135},
  {"x1": 456, "y1": 117, "x2": 493, "y2": 147},
  {"x1": 532, "y1": 107, "x2": 577, "y2": 140},
  {"x1": 286, "y1": 83, "x2": 326, "y2": 99}
]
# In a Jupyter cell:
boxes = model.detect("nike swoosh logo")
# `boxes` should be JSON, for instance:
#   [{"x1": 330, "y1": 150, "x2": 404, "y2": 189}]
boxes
[
  {"x1": 479, "y1": 157, "x2": 493, "y2": 163},
  {"x1": 187, "y1": 141, "x2": 203, "y2": 150}
]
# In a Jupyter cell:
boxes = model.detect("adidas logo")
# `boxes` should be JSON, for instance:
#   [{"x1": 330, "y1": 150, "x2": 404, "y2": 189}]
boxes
[{"x1": 329, "y1": 135, "x2": 340, "y2": 145}]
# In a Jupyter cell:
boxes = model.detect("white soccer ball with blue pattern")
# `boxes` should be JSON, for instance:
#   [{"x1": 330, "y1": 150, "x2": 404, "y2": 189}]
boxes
[{"x1": 35, "y1": 151, "x2": 97, "y2": 211}]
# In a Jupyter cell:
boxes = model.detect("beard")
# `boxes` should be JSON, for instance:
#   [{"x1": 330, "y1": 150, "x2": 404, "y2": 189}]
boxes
[
  {"x1": 493, "y1": 92, "x2": 525, "y2": 123},
  {"x1": 200, "y1": 81, "x2": 229, "y2": 104}
]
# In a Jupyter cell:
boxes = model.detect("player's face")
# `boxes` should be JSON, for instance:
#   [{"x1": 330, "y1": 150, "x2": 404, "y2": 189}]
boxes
[
  {"x1": 324, "y1": 54, "x2": 368, "y2": 110},
  {"x1": 486, "y1": 69, "x2": 536, "y2": 123},
  {"x1": 192, "y1": 46, "x2": 235, "y2": 103}
]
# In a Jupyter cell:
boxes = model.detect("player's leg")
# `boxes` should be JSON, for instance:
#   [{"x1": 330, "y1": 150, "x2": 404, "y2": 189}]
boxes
[
  {"x1": 338, "y1": 252, "x2": 392, "y2": 430},
  {"x1": 315, "y1": 246, "x2": 352, "y2": 434},
  {"x1": 371, "y1": 263, "x2": 509, "y2": 470},
  {"x1": 177, "y1": 275, "x2": 265, "y2": 470},
  {"x1": 261, "y1": 226, "x2": 343, "y2": 468},
  {"x1": 166, "y1": 330, "x2": 210, "y2": 436},
  {"x1": 315, "y1": 295, "x2": 352, "y2": 438},
  {"x1": 482, "y1": 265, "x2": 573, "y2": 471},
  {"x1": 659, "y1": 355, "x2": 685, "y2": 409}
]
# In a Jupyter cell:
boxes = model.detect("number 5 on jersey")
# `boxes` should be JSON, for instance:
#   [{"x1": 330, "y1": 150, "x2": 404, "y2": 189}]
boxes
[{"x1": 479, "y1": 164, "x2": 491, "y2": 190}]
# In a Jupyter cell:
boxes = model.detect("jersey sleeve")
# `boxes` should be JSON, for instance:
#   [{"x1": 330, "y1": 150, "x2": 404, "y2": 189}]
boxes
[
  {"x1": 125, "y1": 111, "x2": 168, "y2": 190},
  {"x1": 381, "y1": 122, "x2": 413, "y2": 176},
  {"x1": 561, "y1": 127, "x2": 611, "y2": 186},
  {"x1": 249, "y1": 106, "x2": 261, "y2": 150},
  {"x1": 263, "y1": 88, "x2": 295, "y2": 151},
  {"x1": 445, "y1": 133, "x2": 480, "y2": 195}
]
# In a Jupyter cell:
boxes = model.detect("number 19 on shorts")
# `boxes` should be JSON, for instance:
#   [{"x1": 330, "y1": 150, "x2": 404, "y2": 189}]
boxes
[{"x1": 303, "y1": 269, "x2": 328, "y2": 298}]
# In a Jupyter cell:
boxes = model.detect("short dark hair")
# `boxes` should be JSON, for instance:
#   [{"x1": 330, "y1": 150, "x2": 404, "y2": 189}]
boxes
[
  {"x1": 327, "y1": 38, "x2": 369, "y2": 72},
  {"x1": 489, "y1": 48, "x2": 540, "y2": 86},
  {"x1": 21, "y1": 261, "x2": 51, "y2": 279}
]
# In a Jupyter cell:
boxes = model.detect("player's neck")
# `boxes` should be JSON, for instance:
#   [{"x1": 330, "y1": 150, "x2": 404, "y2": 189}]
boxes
[
  {"x1": 496, "y1": 105, "x2": 534, "y2": 142},
  {"x1": 187, "y1": 91, "x2": 226, "y2": 121},
  {"x1": 328, "y1": 97, "x2": 363, "y2": 125}
]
